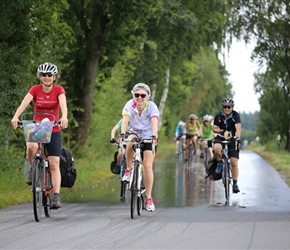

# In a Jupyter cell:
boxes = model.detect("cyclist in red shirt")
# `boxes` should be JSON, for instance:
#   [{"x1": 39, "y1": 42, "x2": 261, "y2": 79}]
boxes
[{"x1": 11, "y1": 62, "x2": 68, "y2": 209}]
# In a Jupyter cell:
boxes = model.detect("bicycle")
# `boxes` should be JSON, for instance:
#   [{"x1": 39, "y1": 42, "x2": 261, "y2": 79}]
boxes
[
  {"x1": 219, "y1": 134, "x2": 238, "y2": 204},
  {"x1": 18, "y1": 113, "x2": 59, "y2": 222},
  {"x1": 121, "y1": 137, "x2": 154, "y2": 219}
]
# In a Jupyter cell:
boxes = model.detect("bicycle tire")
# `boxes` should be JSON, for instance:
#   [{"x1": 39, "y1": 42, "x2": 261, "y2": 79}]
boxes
[
  {"x1": 204, "y1": 147, "x2": 209, "y2": 168},
  {"x1": 32, "y1": 158, "x2": 43, "y2": 222},
  {"x1": 188, "y1": 143, "x2": 194, "y2": 164},
  {"x1": 120, "y1": 159, "x2": 127, "y2": 202},
  {"x1": 137, "y1": 164, "x2": 144, "y2": 216},
  {"x1": 44, "y1": 168, "x2": 52, "y2": 218},
  {"x1": 130, "y1": 161, "x2": 139, "y2": 219},
  {"x1": 224, "y1": 160, "x2": 231, "y2": 203},
  {"x1": 137, "y1": 195, "x2": 144, "y2": 216},
  {"x1": 120, "y1": 180, "x2": 127, "y2": 203}
]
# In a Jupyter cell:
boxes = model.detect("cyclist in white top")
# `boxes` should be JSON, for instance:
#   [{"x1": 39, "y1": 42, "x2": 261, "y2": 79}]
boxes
[{"x1": 120, "y1": 83, "x2": 159, "y2": 212}]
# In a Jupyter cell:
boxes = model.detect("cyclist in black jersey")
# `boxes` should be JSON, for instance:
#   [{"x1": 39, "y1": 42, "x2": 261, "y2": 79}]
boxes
[{"x1": 212, "y1": 98, "x2": 241, "y2": 193}]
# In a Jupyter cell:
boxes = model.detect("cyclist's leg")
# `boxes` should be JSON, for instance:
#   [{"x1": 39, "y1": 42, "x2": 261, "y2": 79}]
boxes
[
  {"x1": 142, "y1": 150, "x2": 154, "y2": 198},
  {"x1": 26, "y1": 142, "x2": 38, "y2": 184},
  {"x1": 46, "y1": 132, "x2": 62, "y2": 209},
  {"x1": 122, "y1": 134, "x2": 136, "y2": 181},
  {"x1": 229, "y1": 145, "x2": 240, "y2": 193},
  {"x1": 213, "y1": 139, "x2": 223, "y2": 162},
  {"x1": 117, "y1": 146, "x2": 124, "y2": 165},
  {"x1": 192, "y1": 134, "x2": 198, "y2": 150},
  {"x1": 208, "y1": 140, "x2": 214, "y2": 159},
  {"x1": 142, "y1": 144, "x2": 156, "y2": 211}
]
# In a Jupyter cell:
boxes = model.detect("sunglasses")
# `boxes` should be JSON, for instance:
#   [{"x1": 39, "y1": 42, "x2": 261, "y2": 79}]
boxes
[
  {"x1": 134, "y1": 93, "x2": 147, "y2": 98},
  {"x1": 40, "y1": 73, "x2": 53, "y2": 77},
  {"x1": 223, "y1": 106, "x2": 232, "y2": 109}
]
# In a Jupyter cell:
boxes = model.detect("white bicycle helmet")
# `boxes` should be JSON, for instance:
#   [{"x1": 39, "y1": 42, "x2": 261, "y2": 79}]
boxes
[
  {"x1": 131, "y1": 83, "x2": 151, "y2": 96},
  {"x1": 37, "y1": 62, "x2": 58, "y2": 76},
  {"x1": 203, "y1": 115, "x2": 210, "y2": 122}
]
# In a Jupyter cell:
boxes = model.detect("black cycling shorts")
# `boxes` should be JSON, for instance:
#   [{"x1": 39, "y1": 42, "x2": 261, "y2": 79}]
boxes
[
  {"x1": 214, "y1": 136, "x2": 239, "y2": 159},
  {"x1": 45, "y1": 132, "x2": 62, "y2": 157}
]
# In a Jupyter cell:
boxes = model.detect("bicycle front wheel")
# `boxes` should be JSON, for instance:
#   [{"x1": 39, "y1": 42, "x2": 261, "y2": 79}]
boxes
[
  {"x1": 32, "y1": 159, "x2": 44, "y2": 222},
  {"x1": 130, "y1": 161, "x2": 139, "y2": 219},
  {"x1": 224, "y1": 160, "x2": 231, "y2": 204},
  {"x1": 44, "y1": 168, "x2": 52, "y2": 218}
]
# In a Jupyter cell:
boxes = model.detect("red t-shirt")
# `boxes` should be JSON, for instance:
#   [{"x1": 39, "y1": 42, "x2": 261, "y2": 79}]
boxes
[{"x1": 28, "y1": 84, "x2": 66, "y2": 133}]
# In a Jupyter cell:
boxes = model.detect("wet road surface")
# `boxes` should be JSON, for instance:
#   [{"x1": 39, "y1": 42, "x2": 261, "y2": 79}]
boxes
[{"x1": 1, "y1": 150, "x2": 290, "y2": 249}]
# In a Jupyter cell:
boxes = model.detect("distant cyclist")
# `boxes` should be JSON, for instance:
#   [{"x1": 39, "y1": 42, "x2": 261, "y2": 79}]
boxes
[
  {"x1": 200, "y1": 114, "x2": 214, "y2": 159},
  {"x1": 212, "y1": 98, "x2": 241, "y2": 193},
  {"x1": 182, "y1": 114, "x2": 202, "y2": 162},
  {"x1": 175, "y1": 120, "x2": 186, "y2": 155}
]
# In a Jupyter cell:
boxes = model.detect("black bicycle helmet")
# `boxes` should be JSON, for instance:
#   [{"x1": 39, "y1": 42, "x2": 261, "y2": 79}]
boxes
[{"x1": 222, "y1": 98, "x2": 235, "y2": 107}]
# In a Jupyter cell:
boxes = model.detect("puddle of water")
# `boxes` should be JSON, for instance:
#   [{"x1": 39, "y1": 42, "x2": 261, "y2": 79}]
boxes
[{"x1": 62, "y1": 152, "x2": 228, "y2": 207}]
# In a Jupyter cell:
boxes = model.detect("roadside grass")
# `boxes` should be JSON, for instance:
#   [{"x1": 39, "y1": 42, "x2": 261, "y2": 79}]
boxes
[
  {"x1": 0, "y1": 140, "x2": 175, "y2": 209},
  {"x1": 247, "y1": 142, "x2": 290, "y2": 187}
]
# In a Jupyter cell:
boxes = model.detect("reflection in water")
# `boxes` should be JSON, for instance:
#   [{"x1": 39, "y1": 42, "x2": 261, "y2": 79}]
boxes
[
  {"x1": 153, "y1": 152, "x2": 216, "y2": 208},
  {"x1": 63, "y1": 151, "x2": 229, "y2": 207}
]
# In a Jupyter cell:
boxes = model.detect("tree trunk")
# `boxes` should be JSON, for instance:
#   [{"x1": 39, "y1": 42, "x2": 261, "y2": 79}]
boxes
[
  {"x1": 75, "y1": 3, "x2": 104, "y2": 146},
  {"x1": 158, "y1": 67, "x2": 170, "y2": 130}
]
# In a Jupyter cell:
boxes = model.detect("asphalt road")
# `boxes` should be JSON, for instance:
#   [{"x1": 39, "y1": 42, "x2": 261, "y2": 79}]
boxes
[{"x1": 1, "y1": 150, "x2": 290, "y2": 249}]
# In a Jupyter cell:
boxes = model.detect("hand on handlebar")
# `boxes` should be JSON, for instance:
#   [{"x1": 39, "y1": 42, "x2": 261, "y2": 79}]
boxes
[{"x1": 110, "y1": 138, "x2": 117, "y2": 144}]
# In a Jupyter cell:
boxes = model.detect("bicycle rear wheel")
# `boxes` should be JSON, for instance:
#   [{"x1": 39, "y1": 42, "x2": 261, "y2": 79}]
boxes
[
  {"x1": 44, "y1": 168, "x2": 52, "y2": 218},
  {"x1": 130, "y1": 162, "x2": 139, "y2": 219},
  {"x1": 32, "y1": 159, "x2": 44, "y2": 222}
]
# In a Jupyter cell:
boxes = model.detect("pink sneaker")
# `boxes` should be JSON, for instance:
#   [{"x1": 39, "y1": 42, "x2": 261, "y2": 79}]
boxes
[
  {"x1": 122, "y1": 169, "x2": 131, "y2": 182},
  {"x1": 145, "y1": 197, "x2": 155, "y2": 212}
]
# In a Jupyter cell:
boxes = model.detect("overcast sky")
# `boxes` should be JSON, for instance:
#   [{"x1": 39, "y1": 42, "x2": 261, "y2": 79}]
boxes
[{"x1": 224, "y1": 39, "x2": 260, "y2": 114}]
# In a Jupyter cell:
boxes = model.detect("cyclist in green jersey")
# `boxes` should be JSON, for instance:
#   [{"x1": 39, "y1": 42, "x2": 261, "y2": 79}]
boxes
[
  {"x1": 200, "y1": 114, "x2": 214, "y2": 159},
  {"x1": 110, "y1": 118, "x2": 130, "y2": 167},
  {"x1": 182, "y1": 114, "x2": 202, "y2": 162}
]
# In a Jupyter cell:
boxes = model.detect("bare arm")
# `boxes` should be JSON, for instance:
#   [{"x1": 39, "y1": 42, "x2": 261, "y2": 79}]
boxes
[
  {"x1": 111, "y1": 124, "x2": 119, "y2": 139},
  {"x1": 59, "y1": 94, "x2": 68, "y2": 128},
  {"x1": 121, "y1": 115, "x2": 130, "y2": 135},
  {"x1": 11, "y1": 93, "x2": 33, "y2": 129},
  {"x1": 235, "y1": 123, "x2": 241, "y2": 138},
  {"x1": 151, "y1": 117, "x2": 158, "y2": 137}
]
